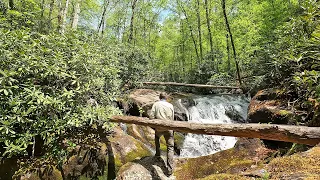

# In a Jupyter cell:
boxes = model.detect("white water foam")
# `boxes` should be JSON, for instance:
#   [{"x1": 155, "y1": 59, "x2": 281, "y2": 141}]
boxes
[{"x1": 179, "y1": 95, "x2": 250, "y2": 158}]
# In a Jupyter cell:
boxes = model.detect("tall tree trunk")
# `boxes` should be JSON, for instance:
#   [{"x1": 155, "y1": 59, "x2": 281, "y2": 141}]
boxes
[
  {"x1": 226, "y1": 33, "x2": 231, "y2": 72},
  {"x1": 57, "y1": 0, "x2": 63, "y2": 31},
  {"x1": 204, "y1": 0, "x2": 214, "y2": 69},
  {"x1": 71, "y1": 0, "x2": 81, "y2": 29},
  {"x1": 196, "y1": 0, "x2": 203, "y2": 62},
  {"x1": 178, "y1": 0, "x2": 200, "y2": 68},
  {"x1": 128, "y1": 0, "x2": 138, "y2": 43},
  {"x1": 39, "y1": 0, "x2": 46, "y2": 31},
  {"x1": 97, "y1": 0, "x2": 108, "y2": 33},
  {"x1": 58, "y1": 0, "x2": 70, "y2": 34},
  {"x1": 40, "y1": 0, "x2": 45, "y2": 18},
  {"x1": 221, "y1": 0, "x2": 242, "y2": 86},
  {"x1": 48, "y1": 0, "x2": 55, "y2": 27},
  {"x1": 181, "y1": 18, "x2": 186, "y2": 78}
]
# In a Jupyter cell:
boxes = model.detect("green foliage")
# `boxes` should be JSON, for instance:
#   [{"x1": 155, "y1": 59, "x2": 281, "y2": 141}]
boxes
[{"x1": 0, "y1": 28, "x2": 153, "y2": 158}]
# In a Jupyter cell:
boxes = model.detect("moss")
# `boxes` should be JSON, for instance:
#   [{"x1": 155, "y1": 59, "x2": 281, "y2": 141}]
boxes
[
  {"x1": 175, "y1": 148, "x2": 256, "y2": 180},
  {"x1": 174, "y1": 132, "x2": 185, "y2": 149},
  {"x1": 277, "y1": 110, "x2": 291, "y2": 116},
  {"x1": 124, "y1": 140, "x2": 152, "y2": 163},
  {"x1": 114, "y1": 154, "x2": 123, "y2": 171},
  {"x1": 267, "y1": 147, "x2": 320, "y2": 179},
  {"x1": 197, "y1": 173, "x2": 249, "y2": 180}
]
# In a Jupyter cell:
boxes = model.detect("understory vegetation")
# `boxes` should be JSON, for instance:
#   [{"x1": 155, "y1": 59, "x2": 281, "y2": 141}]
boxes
[{"x1": 0, "y1": 0, "x2": 319, "y2": 178}]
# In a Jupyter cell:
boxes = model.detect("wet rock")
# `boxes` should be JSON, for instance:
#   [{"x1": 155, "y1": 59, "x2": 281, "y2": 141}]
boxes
[
  {"x1": 117, "y1": 156, "x2": 175, "y2": 180},
  {"x1": 172, "y1": 97, "x2": 196, "y2": 122},
  {"x1": 224, "y1": 105, "x2": 246, "y2": 123}
]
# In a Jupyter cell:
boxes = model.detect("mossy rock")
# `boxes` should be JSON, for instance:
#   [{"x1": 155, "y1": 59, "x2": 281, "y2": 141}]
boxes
[
  {"x1": 197, "y1": 173, "x2": 249, "y2": 180},
  {"x1": 175, "y1": 138, "x2": 273, "y2": 180},
  {"x1": 267, "y1": 147, "x2": 320, "y2": 179},
  {"x1": 15, "y1": 166, "x2": 63, "y2": 180},
  {"x1": 124, "y1": 140, "x2": 153, "y2": 163},
  {"x1": 175, "y1": 148, "x2": 255, "y2": 180}
]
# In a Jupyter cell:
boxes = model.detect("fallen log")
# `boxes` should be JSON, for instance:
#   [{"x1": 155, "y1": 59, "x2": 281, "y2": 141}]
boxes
[
  {"x1": 142, "y1": 82, "x2": 240, "y2": 89},
  {"x1": 110, "y1": 115, "x2": 320, "y2": 146}
]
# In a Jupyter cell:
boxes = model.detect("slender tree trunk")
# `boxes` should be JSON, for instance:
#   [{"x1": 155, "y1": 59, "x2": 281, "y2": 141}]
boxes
[
  {"x1": 181, "y1": 18, "x2": 186, "y2": 78},
  {"x1": 40, "y1": 0, "x2": 45, "y2": 18},
  {"x1": 204, "y1": 0, "x2": 214, "y2": 69},
  {"x1": 128, "y1": 0, "x2": 138, "y2": 43},
  {"x1": 57, "y1": 0, "x2": 63, "y2": 31},
  {"x1": 221, "y1": 0, "x2": 242, "y2": 86},
  {"x1": 196, "y1": 0, "x2": 203, "y2": 62},
  {"x1": 98, "y1": 0, "x2": 109, "y2": 33},
  {"x1": 101, "y1": 18, "x2": 105, "y2": 34},
  {"x1": 48, "y1": 0, "x2": 55, "y2": 27},
  {"x1": 58, "y1": 0, "x2": 70, "y2": 34},
  {"x1": 178, "y1": 1, "x2": 200, "y2": 68},
  {"x1": 226, "y1": 33, "x2": 231, "y2": 72},
  {"x1": 71, "y1": 0, "x2": 81, "y2": 29}
]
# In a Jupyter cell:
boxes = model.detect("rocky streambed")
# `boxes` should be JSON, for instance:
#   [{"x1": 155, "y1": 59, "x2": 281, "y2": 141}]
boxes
[{"x1": 1, "y1": 89, "x2": 319, "y2": 180}]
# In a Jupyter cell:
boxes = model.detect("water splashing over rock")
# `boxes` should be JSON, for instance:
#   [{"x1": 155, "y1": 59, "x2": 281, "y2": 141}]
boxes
[{"x1": 177, "y1": 94, "x2": 250, "y2": 157}]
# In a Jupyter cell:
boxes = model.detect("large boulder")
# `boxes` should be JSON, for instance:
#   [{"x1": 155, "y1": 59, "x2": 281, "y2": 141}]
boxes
[
  {"x1": 127, "y1": 89, "x2": 163, "y2": 117},
  {"x1": 247, "y1": 89, "x2": 294, "y2": 124},
  {"x1": 175, "y1": 138, "x2": 274, "y2": 180},
  {"x1": 117, "y1": 156, "x2": 175, "y2": 180}
]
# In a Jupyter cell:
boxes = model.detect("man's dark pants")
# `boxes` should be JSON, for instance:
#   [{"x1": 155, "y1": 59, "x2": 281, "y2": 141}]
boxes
[{"x1": 155, "y1": 129, "x2": 174, "y2": 175}]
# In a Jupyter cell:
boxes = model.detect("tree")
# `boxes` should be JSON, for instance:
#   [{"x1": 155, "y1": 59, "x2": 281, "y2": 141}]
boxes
[
  {"x1": 221, "y1": 0, "x2": 241, "y2": 86},
  {"x1": 204, "y1": 0, "x2": 214, "y2": 69},
  {"x1": 128, "y1": 0, "x2": 138, "y2": 43},
  {"x1": 71, "y1": 0, "x2": 81, "y2": 29}
]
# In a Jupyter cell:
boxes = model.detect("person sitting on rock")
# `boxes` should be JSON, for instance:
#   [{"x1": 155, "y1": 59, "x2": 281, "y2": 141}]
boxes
[{"x1": 150, "y1": 93, "x2": 174, "y2": 176}]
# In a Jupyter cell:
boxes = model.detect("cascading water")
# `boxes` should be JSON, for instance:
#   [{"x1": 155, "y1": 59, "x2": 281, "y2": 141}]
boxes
[{"x1": 177, "y1": 94, "x2": 250, "y2": 158}]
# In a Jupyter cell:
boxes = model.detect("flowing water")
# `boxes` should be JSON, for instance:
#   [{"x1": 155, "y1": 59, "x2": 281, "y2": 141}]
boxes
[{"x1": 176, "y1": 94, "x2": 250, "y2": 158}]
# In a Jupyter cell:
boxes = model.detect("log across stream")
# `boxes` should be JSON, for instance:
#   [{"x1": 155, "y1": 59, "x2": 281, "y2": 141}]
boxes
[{"x1": 110, "y1": 115, "x2": 320, "y2": 146}]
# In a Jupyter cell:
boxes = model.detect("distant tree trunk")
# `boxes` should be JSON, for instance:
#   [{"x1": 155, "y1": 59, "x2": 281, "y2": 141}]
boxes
[
  {"x1": 40, "y1": 0, "x2": 45, "y2": 18},
  {"x1": 98, "y1": 0, "x2": 109, "y2": 34},
  {"x1": 222, "y1": 0, "x2": 242, "y2": 86},
  {"x1": 57, "y1": 0, "x2": 63, "y2": 31},
  {"x1": 9, "y1": 0, "x2": 14, "y2": 9},
  {"x1": 71, "y1": 0, "x2": 81, "y2": 29},
  {"x1": 178, "y1": 1, "x2": 200, "y2": 68},
  {"x1": 48, "y1": 0, "x2": 55, "y2": 27},
  {"x1": 180, "y1": 18, "x2": 186, "y2": 78},
  {"x1": 226, "y1": 33, "x2": 231, "y2": 72},
  {"x1": 196, "y1": 0, "x2": 203, "y2": 62},
  {"x1": 204, "y1": 0, "x2": 214, "y2": 69},
  {"x1": 128, "y1": 0, "x2": 138, "y2": 43},
  {"x1": 58, "y1": 0, "x2": 70, "y2": 34}
]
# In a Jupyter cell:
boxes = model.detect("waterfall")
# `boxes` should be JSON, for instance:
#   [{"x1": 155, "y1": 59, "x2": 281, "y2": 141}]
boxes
[{"x1": 178, "y1": 94, "x2": 250, "y2": 158}]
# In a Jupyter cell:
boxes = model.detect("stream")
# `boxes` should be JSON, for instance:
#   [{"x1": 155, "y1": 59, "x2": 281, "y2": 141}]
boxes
[{"x1": 175, "y1": 94, "x2": 250, "y2": 158}]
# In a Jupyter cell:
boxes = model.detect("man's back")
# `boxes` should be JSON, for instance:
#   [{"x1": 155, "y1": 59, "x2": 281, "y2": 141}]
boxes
[{"x1": 151, "y1": 100, "x2": 174, "y2": 121}]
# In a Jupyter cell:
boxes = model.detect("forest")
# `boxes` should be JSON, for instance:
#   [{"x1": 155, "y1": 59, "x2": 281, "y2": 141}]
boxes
[{"x1": 0, "y1": 0, "x2": 319, "y2": 179}]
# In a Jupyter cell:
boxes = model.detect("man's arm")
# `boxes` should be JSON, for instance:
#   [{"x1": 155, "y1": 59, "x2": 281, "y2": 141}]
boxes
[
  {"x1": 171, "y1": 105, "x2": 174, "y2": 121},
  {"x1": 150, "y1": 103, "x2": 156, "y2": 119}
]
